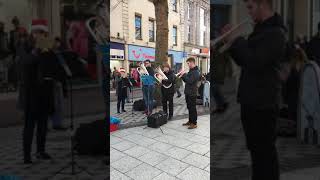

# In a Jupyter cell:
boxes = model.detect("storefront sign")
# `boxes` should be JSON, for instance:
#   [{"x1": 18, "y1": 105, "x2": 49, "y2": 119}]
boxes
[
  {"x1": 201, "y1": 48, "x2": 209, "y2": 54},
  {"x1": 128, "y1": 45, "x2": 185, "y2": 63},
  {"x1": 191, "y1": 48, "x2": 200, "y2": 54},
  {"x1": 110, "y1": 42, "x2": 125, "y2": 60}
]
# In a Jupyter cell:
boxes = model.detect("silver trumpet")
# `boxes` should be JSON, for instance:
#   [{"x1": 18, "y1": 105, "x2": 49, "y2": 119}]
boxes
[
  {"x1": 175, "y1": 67, "x2": 189, "y2": 78},
  {"x1": 154, "y1": 67, "x2": 172, "y2": 88},
  {"x1": 137, "y1": 63, "x2": 149, "y2": 76},
  {"x1": 211, "y1": 19, "x2": 252, "y2": 53}
]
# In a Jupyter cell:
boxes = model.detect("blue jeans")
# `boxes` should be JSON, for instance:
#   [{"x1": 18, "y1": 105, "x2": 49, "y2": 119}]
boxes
[{"x1": 142, "y1": 85, "x2": 154, "y2": 113}]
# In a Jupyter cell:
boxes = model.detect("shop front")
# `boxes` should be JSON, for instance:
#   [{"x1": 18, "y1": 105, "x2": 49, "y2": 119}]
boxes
[
  {"x1": 185, "y1": 46, "x2": 210, "y2": 74},
  {"x1": 127, "y1": 44, "x2": 185, "y2": 69},
  {"x1": 110, "y1": 42, "x2": 125, "y2": 70}
]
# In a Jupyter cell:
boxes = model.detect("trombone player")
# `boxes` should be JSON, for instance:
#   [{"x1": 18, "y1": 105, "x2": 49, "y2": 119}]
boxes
[
  {"x1": 220, "y1": 0, "x2": 286, "y2": 179},
  {"x1": 156, "y1": 63, "x2": 175, "y2": 120}
]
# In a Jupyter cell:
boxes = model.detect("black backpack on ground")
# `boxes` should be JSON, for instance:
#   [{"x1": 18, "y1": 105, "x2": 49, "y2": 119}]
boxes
[
  {"x1": 133, "y1": 99, "x2": 145, "y2": 111},
  {"x1": 147, "y1": 111, "x2": 168, "y2": 128},
  {"x1": 74, "y1": 120, "x2": 107, "y2": 155}
]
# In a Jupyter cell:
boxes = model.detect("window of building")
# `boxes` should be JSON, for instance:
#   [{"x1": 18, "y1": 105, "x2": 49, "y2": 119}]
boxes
[
  {"x1": 203, "y1": 31, "x2": 206, "y2": 45},
  {"x1": 172, "y1": 0, "x2": 177, "y2": 12},
  {"x1": 135, "y1": 14, "x2": 142, "y2": 40},
  {"x1": 173, "y1": 26, "x2": 177, "y2": 46},
  {"x1": 187, "y1": 3, "x2": 191, "y2": 19},
  {"x1": 149, "y1": 19, "x2": 155, "y2": 42},
  {"x1": 199, "y1": 8, "x2": 205, "y2": 46}
]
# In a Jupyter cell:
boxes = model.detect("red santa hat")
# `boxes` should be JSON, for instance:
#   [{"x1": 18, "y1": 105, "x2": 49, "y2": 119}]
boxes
[
  {"x1": 119, "y1": 68, "x2": 126, "y2": 73},
  {"x1": 31, "y1": 19, "x2": 49, "y2": 32}
]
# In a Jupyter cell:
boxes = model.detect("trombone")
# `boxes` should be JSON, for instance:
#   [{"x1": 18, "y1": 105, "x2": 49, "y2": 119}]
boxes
[{"x1": 154, "y1": 66, "x2": 173, "y2": 88}]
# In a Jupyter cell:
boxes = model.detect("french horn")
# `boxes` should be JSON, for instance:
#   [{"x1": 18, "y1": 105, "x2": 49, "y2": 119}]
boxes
[{"x1": 154, "y1": 67, "x2": 172, "y2": 88}]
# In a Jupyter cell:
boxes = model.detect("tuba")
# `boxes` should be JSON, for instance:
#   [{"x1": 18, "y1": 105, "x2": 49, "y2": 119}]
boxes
[
  {"x1": 154, "y1": 67, "x2": 172, "y2": 88},
  {"x1": 137, "y1": 63, "x2": 149, "y2": 76}
]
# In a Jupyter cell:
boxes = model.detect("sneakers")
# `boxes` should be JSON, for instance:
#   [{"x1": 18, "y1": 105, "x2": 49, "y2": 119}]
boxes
[
  {"x1": 188, "y1": 123, "x2": 197, "y2": 129},
  {"x1": 36, "y1": 152, "x2": 52, "y2": 160},
  {"x1": 182, "y1": 121, "x2": 191, "y2": 126}
]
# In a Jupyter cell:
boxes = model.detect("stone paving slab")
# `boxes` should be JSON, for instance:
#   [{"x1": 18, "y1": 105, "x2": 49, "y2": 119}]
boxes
[{"x1": 110, "y1": 115, "x2": 210, "y2": 180}]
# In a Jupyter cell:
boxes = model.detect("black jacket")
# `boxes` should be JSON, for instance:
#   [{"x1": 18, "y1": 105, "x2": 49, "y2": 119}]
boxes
[
  {"x1": 20, "y1": 50, "x2": 61, "y2": 114},
  {"x1": 229, "y1": 13, "x2": 287, "y2": 108},
  {"x1": 161, "y1": 70, "x2": 175, "y2": 96},
  {"x1": 307, "y1": 33, "x2": 320, "y2": 64},
  {"x1": 181, "y1": 66, "x2": 200, "y2": 96},
  {"x1": 116, "y1": 77, "x2": 131, "y2": 98}
]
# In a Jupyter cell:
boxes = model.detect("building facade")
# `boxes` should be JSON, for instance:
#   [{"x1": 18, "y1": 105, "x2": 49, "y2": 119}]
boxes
[
  {"x1": 184, "y1": 0, "x2": 210, "y2": 73},
  {"x1": 111, "y1": 0, "x2": 186, "y2": 72}
]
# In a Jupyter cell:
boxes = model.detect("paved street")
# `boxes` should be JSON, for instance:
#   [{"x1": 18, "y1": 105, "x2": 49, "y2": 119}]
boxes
[
  {"x1": 212, "y1": 94, "x2": 320, "y2": 180},
  {"x1": 110, "y1": 115, "x2": 210, "y2": 180},
  {"x1": 0, "y1": 114, "x2": 106, "y2": 180},
  {"x1": 110, "y1": 92, "x2": 210, "y2": 128}
]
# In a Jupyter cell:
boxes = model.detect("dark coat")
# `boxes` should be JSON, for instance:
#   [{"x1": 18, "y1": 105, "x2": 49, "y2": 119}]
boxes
[
  {"x1": 116, "y1": 77, "x2": 131, "y2": 98},
  {"x1": 20, "y1": 50, "x2": 60, "y2": 114},
  {"x1": 181, "y1": 66, "x2": 200, "y2": 96},
  {"x1": 161, "y1": 70, "x2": 175, "y2": 96},
  {"x1": 229, "y1": 13, "x2": 287, "y2": 108},
  {"x1": 307, "y1": 33, "x2": 320, "y2": 63}
]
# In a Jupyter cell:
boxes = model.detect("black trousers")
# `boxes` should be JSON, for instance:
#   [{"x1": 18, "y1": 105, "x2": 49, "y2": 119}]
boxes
[
  {"x1": 23, "y1": 109, "x2": 49, "y2": 159},
  {"x1": 162, "y1": 94, "x2": 174, "y2": 117},
  {"x1": 186, "y1": 95, "x2": 197, "y2": 124},
  {"x1": 241, "y1": 105, "x2": 279, "y2": 180},
  {"x1": 117, "y1": 95, "x2": 125, "y2": 112}
]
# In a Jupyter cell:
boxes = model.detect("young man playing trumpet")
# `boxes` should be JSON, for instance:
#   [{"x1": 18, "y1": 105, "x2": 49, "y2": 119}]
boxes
[
  {"x1": 160, "y1": 63, "x2": 175, "y2": 120},
  {"x1": 221, "y1": 0, "x2": 287, "y2": 179},
  {"x1": 180, "y1": 57, "x2": 200, "y2": 129},
  {"x1": 141, "y1": 59, "x2": 155, "y2": 116}
]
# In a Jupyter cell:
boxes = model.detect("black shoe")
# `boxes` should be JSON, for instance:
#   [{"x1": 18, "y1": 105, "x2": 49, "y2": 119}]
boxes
[
  {"x1": 168, "y1": 116, "x2": 172, "y2": 120},
  {"x1": 36, "y1": 152, "x2": 52, "y2": 160},
  {"x1": 177, "y1": 95, "x2": 181, "y2": 98},
  {"x1": 122, "y1": 109, "x2": 126, "y2": 112},
  {"x1": 117, "y1": 111, "x2": 121, "y2": 114},
  {"x1": 53, "y1": 126, "x2": 68, "y2": 131}
]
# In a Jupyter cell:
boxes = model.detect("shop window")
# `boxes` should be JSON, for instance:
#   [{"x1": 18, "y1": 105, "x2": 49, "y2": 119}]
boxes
[{"x1": 173, "y1": 26, "x2": 178, "y2": 46}]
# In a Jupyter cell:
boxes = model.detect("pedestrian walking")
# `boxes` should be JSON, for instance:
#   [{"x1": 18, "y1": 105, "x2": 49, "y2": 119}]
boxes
[{"x1": 223, "y1": 0, "x2": 287, "y2": 179}]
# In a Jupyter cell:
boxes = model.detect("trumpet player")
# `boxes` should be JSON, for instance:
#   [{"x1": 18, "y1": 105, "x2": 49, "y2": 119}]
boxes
[
  {"x1": 222, "y1": 0, "x2": 287, "y2": 179},
  {"x1": 160, "y1": 63, "x2": 175, "y2": 120},
  {"x1": 180, "y1": 57, "x2": 200, "y2": 129}
]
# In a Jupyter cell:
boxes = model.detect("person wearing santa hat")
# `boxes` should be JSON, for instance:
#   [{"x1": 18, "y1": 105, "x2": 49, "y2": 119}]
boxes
[
  {"x1": 116, "y1": 68, "x2": 131, "y2": 113},
  {"x1": 21, "y1": 18, "x2": 55, "y2": 164}
]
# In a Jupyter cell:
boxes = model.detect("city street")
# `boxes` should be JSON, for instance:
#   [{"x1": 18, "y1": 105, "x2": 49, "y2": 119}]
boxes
[
  {"x1": 110, "y1": 87, "x2": 210, "y2": 129},
  {"x1": 110, "y1": 115, "x2": 210, "y2": 180}
]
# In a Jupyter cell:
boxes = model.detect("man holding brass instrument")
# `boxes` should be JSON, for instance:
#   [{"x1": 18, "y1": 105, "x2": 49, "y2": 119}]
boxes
[
  {"x1": 141, "y1": 59, "x2": 155, "y2": 116},
  {"x1": 160, "y1": 63, "x2": 175, "y2": 120},
  {"x1": 221, "y1": 0, "x2": 287, "y2": 179},
  {"x1": 180, "y1": 57, "x2": 200, "y2": 129}
]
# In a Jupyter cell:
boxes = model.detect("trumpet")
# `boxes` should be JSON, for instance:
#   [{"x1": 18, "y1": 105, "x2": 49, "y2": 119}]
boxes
[
  {"x1": 175, "y1": 68, "x2": 189, "y2": 78},
  {"x1": 154, "y1": 67, "x2": 172, "y2": 88},
  {"x1": 137, "y1": 63, "x2": 149, "y2": 76},
  {"x1": 212, "y1": 19, "x2": 251, "y2": 53}
]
